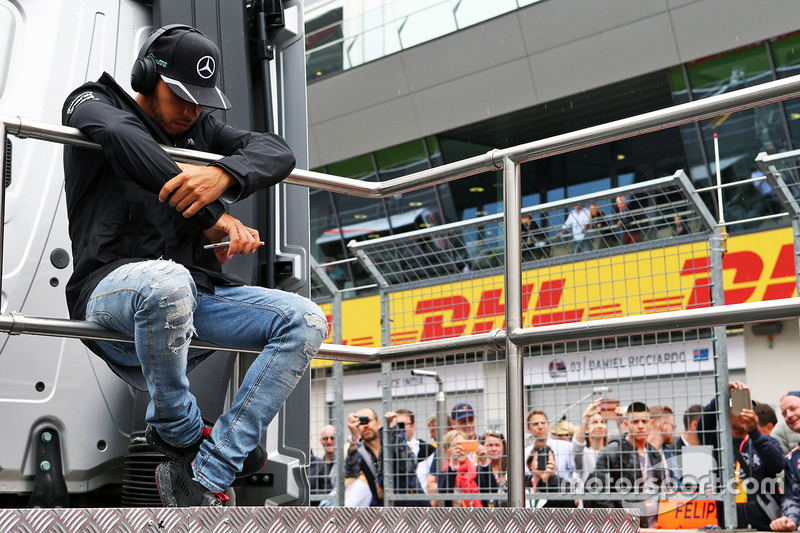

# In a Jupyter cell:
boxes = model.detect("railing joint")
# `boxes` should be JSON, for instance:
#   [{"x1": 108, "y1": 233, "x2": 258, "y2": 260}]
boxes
[
  {"x1": 488, "y1": 149, "x2": 503, "y2": 169},
  {"x1": 8, "y1": 312, "x2": 24, "y2": 335},
  {"x1": 1, "y1": 115, "x2": 22, "y2": 136}
]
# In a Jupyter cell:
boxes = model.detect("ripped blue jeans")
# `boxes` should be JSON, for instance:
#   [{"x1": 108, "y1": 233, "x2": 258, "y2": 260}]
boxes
[{"x1": 85, "y1": 260, "x2": 328, "y2": 493}]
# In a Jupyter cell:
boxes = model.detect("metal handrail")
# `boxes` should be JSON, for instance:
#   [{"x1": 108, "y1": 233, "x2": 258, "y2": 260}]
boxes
[
  {"x1": 2, "y1": 297, "x2": 800, "y2": 361},
  {"x1": 347, "y1": 175, "x2": 680, "y2": 249},
  {"x1": 508, "y1": 297, "x2": 800, "y2": 346},
  {"x1": 0, "y1": 312, "x2": 376, "y2": 364},
  {"x1": 347, "y1": 171, "x2": 715, "y2": 250}
]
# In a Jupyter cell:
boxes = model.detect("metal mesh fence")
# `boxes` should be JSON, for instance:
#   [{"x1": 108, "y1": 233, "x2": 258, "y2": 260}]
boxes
[
  {"x1": 758, "y1": 148, "x2": 800, "y2": 220},
  {"x1": 307, "y1": 169, "x2": 749, "y2": 514},
  {"x1": 348, "y1": 171, "x2": 713, "y2": 293}
]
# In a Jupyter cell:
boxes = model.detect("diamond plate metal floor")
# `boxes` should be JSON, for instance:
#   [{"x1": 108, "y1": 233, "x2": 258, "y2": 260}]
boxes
[{"x1": 0, "y1": 506, "x2": 638, "y2": 533}]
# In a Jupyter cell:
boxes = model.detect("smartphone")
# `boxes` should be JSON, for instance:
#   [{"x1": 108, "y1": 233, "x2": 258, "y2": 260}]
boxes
[
  {"x1": 461, "y1": 440, "x2": 479, "y2": 454},
  {"x1": 731, "y1": 388, "x2": 751, "y2": 416},
  {"x1": 357, "y1": 416, "x2": 371, "y2": 425},
  {"x1": 536, "y1": 446, "x2": 549, "y2": 471},
  {"x1": 600, "y1": 399, "x2": 620, "y2": 412}
]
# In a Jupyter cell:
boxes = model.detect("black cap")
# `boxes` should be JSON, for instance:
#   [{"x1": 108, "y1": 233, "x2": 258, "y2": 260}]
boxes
[{"x1": 149, "y1": 29, "x2": 231, "y2": 110}]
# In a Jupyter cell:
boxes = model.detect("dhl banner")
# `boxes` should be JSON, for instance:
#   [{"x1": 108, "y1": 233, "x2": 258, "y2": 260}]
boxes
[{"x1": 318, "y1": 227, "x2": 796, "y2": 358}]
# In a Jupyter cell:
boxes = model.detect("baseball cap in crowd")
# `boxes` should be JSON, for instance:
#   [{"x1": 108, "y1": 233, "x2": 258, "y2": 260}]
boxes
[
  {"x1": 149, "y1": 29, "x2": 231, "y2": 110},
  {"x1": 452, "y1": 403, "x2": 475, "y2": 421}
]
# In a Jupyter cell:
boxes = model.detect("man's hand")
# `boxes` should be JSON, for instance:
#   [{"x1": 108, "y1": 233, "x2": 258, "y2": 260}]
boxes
[
  {"x1": 385, "y1": 411, "x2": 398, "y2": 428},
  {"x1": 770, "y1": 517, "x2": 797, "y2": 531},
  {"x1": 477, "y1": 444, "x2": 490, "y2": 467},
  {"x1": 160, "y1": 162, "x2": 236, "y2": 217},
  {"x1": 730, "y1": 381, "x2": 748, "y2": 391},
  {"x1": 203, "y1": 213, "x2": 261, "y2": 264},
  {"x1": 739, "y1": 408, "x2": 758, "y2": 434},
  {"x1": 541, "y1": 452, "x2": 556, "y2": 482},
  {"x1": 346, "y1": 413, "x2": 361, "y2": 440}
]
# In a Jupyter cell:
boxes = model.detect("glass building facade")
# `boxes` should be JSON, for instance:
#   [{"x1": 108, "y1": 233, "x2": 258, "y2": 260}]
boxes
[
  {"x1": 307, "y1": 6, "x2": 800, "y2": 294},
  {"x1": 305, "y1": 0, "x2": 545, "y2": 82}
]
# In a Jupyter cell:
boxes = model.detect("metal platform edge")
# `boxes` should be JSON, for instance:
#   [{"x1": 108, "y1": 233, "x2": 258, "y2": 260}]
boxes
[{"x1": 0, "y1": 506, "x2": 639, "y2": 532}]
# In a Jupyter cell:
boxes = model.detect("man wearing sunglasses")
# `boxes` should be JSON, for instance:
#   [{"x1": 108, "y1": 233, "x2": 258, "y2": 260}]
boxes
[{"x1": 308, "y1": 425, "x2": 337, "y2": 502}]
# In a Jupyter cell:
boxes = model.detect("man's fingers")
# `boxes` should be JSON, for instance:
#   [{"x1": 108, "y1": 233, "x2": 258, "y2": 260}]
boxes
[
  {"x1": 212, "y1": 246, "x2": 228, "y2": 265},
  {"x1": 205, "y1": 213, "x2": 261, "y2": 261},
  {"x1": 161, "y1": 174, "x2": 196, "y2": 210},
  {"x1": 181, "y1": 200, "x2": 202, "y2": 218},
  {"x1": 159, "y1": 175, "x2": 183, "y2": 202}
]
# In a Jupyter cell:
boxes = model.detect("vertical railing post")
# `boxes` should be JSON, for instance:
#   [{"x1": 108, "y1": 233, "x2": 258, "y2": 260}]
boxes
[
  {"x1": 503, "y1": 156, "x2": 525, "y2": 508},
  {"x1": 380, "y1": 288, "x2": 394, "y2": 506},
  {"x1": 710, "y1": 226, "x2": 736, "y2": 527},
  {"x1": 332, "y1": 288, "x2": 345, "y2": 506},
  {"x1": 332, "y1": 360, "x2": 345, "y2": 506}
]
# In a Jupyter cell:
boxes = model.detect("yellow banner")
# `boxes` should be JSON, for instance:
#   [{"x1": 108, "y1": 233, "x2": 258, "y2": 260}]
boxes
[{"x1": 320, "y1": 227, "x2": 795, "y2": 351}]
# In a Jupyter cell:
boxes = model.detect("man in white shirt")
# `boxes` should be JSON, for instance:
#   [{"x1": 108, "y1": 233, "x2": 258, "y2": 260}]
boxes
[
  {"x1": 524, "y1": 410, "x2": 575, "y2": 480},
  {"x1": 556, "y1": 204, "x2": 591, "y2": 253}
]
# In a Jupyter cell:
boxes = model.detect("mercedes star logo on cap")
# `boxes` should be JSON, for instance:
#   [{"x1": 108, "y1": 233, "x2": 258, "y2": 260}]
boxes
[{"x1": 196, "y1": 56, "x2": 215, "y2": 79}]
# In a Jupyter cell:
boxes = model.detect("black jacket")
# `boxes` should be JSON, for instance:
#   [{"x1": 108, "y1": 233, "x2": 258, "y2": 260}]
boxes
[
  {"x1": 436, "y1": 458, "x2": 498, "y2": 498},
  {"x1": 585, "y1": 436, "x2": 667, "y2": 509},
  {"x1": 697, "y1": 397, "x2": 784, "y2": 530},
  {"x1": 62, "y1": 73, "x2": 295, "y2": 387},
  {"x1": 782, "y1": 445, "x2": 800, "y2": 526}
]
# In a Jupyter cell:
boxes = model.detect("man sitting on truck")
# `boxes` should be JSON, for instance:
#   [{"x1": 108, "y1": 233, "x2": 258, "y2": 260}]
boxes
[{"x1": 61, "y1": 24, "x2": 327, "y2": 507}]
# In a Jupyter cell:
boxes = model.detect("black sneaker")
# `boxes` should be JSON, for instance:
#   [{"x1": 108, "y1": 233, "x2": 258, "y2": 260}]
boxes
[
  {"x1": 155, "y1": 454, "x2": 230, "y2": 507},
  {"x1": 146, "y1": 423, "x2": 268, "y2": 478}
]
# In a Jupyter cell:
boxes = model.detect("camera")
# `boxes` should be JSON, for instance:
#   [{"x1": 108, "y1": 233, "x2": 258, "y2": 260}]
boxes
[{"x1": 358, "y1": 416, "x2": 371, "y2": 425}]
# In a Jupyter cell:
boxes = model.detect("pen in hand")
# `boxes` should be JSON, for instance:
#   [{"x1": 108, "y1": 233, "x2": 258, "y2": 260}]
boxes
[{"x1": 204, "y1": 241, "x2": 265, "y2": 250}]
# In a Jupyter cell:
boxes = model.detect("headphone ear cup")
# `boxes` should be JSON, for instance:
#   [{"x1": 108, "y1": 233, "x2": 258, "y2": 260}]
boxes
[{"x1": 130, "y1": 54, "x2": 158, "y2": 95}]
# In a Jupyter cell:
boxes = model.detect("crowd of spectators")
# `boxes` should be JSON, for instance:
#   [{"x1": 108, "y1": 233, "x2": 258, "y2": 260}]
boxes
[
  {"x1": 546, "y1": 195, "x2": 685, "y2": 255},
  {"x1": 307, "y1": 384, "x2": 800, "y2": 529}
]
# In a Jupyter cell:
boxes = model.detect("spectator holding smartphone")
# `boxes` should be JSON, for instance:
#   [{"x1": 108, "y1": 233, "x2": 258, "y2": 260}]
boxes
[
  {"x1": 525, "y1": 443, "x2": 576, "y2": 508},
  {"x1": 697, "y1": 382, "x2": 783, "y2": 531},
  {"x1": 524, "y1": 410, "x2": 575, "y2": 480},
  {"x1": 345, "y1": 409, "x2": 429, "y2": 507},
  {"x1": 572, "y1": 400, "x2": 609, "y2": 482},
  {"x1": 430, "y1": 429, "x2": 497, "y2": 507}
]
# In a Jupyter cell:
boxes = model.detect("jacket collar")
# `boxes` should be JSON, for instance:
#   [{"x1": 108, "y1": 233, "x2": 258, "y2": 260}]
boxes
[{"x1": 98, "y1": 72, "x2": 209, "y2": 146}]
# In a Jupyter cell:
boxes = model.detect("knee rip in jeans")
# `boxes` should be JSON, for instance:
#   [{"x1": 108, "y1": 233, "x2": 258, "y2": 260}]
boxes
[
  {"x1": 292, "y1": 341, "x2": 318, "y2": 377},
  {"x1": 160, "y1": 286, "x2": 196, "y2": 354},
  {"x1": 291, "y1": 312, "x2": 327, "y2": 377},
  {"x1": 304, "y1": 311, "x2": 329, "y2": 337}
]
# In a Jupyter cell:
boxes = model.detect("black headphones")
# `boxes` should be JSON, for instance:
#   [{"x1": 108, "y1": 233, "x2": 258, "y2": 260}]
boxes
[{"x1": 130, "y1": 24, "x2": 204, "y2": 95}]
